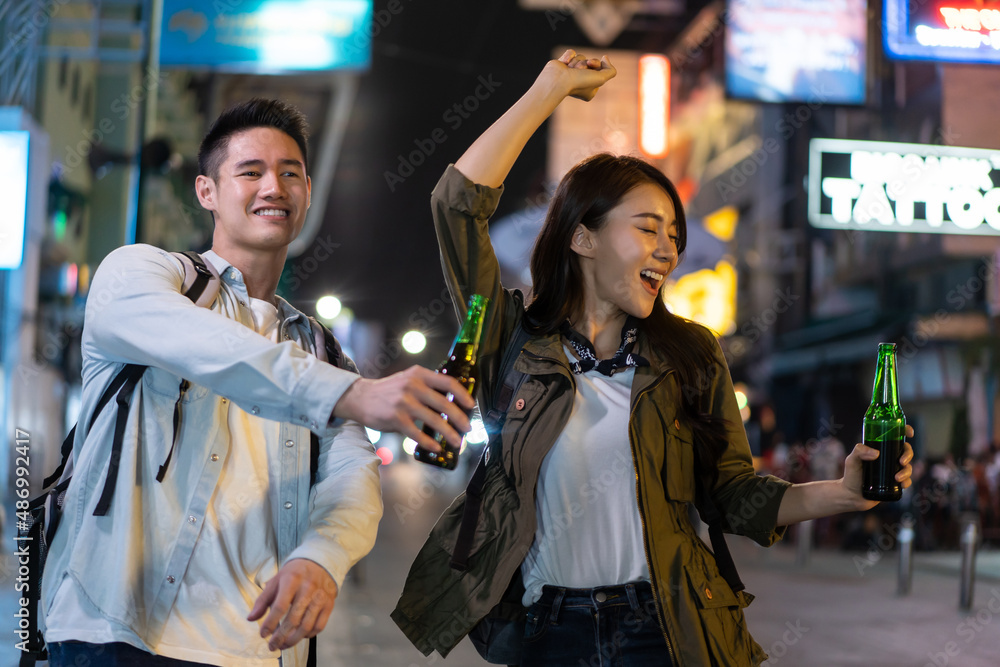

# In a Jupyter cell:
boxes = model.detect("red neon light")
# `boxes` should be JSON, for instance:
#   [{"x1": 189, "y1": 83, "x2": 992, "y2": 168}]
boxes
[
  {"x1": 638, "y1": 54, "x2": 670, "y2": 159},
  {"x1": 939, "y1": 6, "x2": 1000, "y2": 31}
]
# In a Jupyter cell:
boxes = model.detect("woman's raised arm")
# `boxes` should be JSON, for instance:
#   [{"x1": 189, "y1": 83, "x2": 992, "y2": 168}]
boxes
[{"x1": 454, "y1": 50, "x2": 616, "y2": 188}]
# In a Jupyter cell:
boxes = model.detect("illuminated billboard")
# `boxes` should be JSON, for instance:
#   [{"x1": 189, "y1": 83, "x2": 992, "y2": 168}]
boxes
[
  {"x1": 885, "y1": 0, "x2": 1000, "y2": 63},
  {"x1": 0, "y1": 131, "x2": 29, "y2": 269},
  {"x1": 808, "y1": 138, "x2": 1000, "y2": 236},
  {"x1": 160, "y1": 0, "x2": 373, "y2": 72},
  {"x1": 725, "y1": 0, "x2": 868, "y2": 105}
]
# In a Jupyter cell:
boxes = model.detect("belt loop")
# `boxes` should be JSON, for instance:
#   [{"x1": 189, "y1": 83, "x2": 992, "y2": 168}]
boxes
[
  {"x1": 550, "y1": 588, "x2": 566, "y2": 625},
  {"x1": 625, "y1": 583, "x2": 641, "y2": 613}
]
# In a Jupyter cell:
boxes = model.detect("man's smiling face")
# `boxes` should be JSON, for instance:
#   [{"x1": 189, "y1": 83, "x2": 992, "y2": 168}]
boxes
[{"x1": 198, "y1": 126, "x2": 311, "y2": 253}]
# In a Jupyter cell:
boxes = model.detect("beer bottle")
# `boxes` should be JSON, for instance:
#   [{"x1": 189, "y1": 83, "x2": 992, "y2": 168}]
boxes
[
  {"x1": 413, "y1": 294, "x2": 489, "y2": 470},
  {"x1": 862, "y1": 343, "x2": 906, "y2": 501}
]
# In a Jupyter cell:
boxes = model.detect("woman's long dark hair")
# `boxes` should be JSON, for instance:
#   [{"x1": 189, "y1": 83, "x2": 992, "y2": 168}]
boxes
[{"x1": 525, "y1": 153, "x2": 730, "y2": 484}]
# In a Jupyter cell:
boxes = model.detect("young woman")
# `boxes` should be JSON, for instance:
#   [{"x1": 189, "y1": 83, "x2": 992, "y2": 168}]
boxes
[{"x1": 392, "y1": 51, "x2": 914, "y2": 667}]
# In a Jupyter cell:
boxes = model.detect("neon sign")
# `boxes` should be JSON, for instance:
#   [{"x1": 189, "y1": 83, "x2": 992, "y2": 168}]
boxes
[
  {"x1": 808, "y1": 139, "x2": 1000, "y2": 235},
  {"x1": 638, "y1": 54, "x2": 669, "y2": 159},
  {"x1": 885, "y1": 0, "x2": 1000, "y2": 63}
]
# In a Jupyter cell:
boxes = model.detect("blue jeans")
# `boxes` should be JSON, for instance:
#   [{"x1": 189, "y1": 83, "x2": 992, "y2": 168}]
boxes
[
  {"x1": 47, "y1": 641, "x2": 214, "y2": 666},
  {"x1": 520, "y1": 581, "x2": 675, "y2": 667}
]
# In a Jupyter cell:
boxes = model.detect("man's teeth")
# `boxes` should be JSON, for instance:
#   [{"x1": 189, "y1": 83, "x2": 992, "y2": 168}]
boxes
[
  {"x1": 641, "y1": 269, "x2": 664, "y2": 282},
  {"x1": 255, "y1": 209, "x2": 287, "y2": 217}
]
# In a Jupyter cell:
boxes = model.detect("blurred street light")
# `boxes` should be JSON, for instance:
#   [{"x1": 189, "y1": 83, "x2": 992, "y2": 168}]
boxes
[
  {"x1": 316, "y1": 295, "x2": 342, "y2": 320},
  {"x1": 402, "y1": 330, "x2": 427, "y2": 354}
]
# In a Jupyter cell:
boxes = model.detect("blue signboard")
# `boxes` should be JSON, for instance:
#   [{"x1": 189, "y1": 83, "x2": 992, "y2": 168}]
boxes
[
  {"x1": 725, "y1": 0, "x2": 868, "y2": 105},
  {"x1": 885, "y1": 0, "x2": 1000, "y2": 64},
  {"x1": 160, "y1": 0, "x2": 373, "y2": 72},
  {"x1": 0, "y1": 131, "x2": 29, "y2": 269}
]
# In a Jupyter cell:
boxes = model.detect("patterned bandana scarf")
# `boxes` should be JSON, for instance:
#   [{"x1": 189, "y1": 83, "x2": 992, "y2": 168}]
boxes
[{"x1": 560, "y1": 316, "x2": 650, "y2": 376}]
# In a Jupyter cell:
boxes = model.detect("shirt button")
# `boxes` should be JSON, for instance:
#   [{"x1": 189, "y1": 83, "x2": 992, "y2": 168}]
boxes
[
  {"x1": 705, "y1": 587, "x2": 713, "y2": 600},
  {"x1": 284, "y1": 501, "x2": 293, "y2": 509},
  {"x1": 210, "y1": 454, "x2": 219, "y2": 462},
  {"x1": 188, "y1": 516, "x2": 197, "y2": 524},
  {"x1": 674, "y1": 419, "x2": 681, "y2": 430},
  {"x1": 595, "y1": 592, "x2": 607, "y2": 603},
  {"x1": 285, "y1": 440, "x2": 294, "y2": 448},
  {"x1": 221, "y1": 398, "x2": 228, "y2": 405},
  {"x1": 166, "y1": 575, "x2": 176, "y2": 584},
  {"x1": 239, "y1": 300, "x2": 247, "y2": 307},
  {"x1": 251, "y1": 406, "x2": 260, "y2": 415}
]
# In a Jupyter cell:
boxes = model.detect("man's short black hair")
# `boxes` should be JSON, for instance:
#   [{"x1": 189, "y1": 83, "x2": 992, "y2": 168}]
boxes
[{"x1": 198, "y1": 98, "x2": 310, "y2": 180}]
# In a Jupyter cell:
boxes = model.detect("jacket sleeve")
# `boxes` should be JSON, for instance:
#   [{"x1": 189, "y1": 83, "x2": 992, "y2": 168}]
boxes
[
  {"x1": 83, "y1": 243, "x2": 356, "y2": 431},
  {"x1": 703, "y1": 334, "x2": 791, "y2": 546},
  {"x1": 431, "y1": 164, "x2": 527, "y2": 408},
  {"x1": 287, "y1": 418, "x2": 383, "y2": 590}
]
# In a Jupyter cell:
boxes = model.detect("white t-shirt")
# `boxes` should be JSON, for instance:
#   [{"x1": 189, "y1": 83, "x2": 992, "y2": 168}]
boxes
[
  {"x1": 47, "y1": 297, "x2": 287, "y2": 666},
  {"x1": 520, "y1": 347, "x2": 649, "y2": 606}
]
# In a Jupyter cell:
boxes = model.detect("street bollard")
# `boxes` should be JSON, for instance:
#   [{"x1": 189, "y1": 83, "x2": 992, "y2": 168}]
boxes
[
  {"x1": 897, "y1": 515, "x2": 914, "y2": 596},
  {"x1": 796, "y1": 519, "x2": 813, "y2": 567},
  {"x1": 959, "y1": 514, "x2": 979, "y2": 611}
]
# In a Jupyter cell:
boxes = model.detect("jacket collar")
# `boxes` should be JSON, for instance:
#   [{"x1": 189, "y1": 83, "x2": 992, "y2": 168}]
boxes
[
  {"x1": 519, "y1": 324, "x2": 677, "y2": 382},
  {"x1": 630, "y1": 332, "x2": 676, "y2": 399}
]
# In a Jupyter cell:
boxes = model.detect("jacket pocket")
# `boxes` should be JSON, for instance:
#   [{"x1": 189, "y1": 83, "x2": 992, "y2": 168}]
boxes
[
  {"x1": 683, "y1": 565, "x2": 760, "y2": 666},
  {"x1": 663, "y1": 422, "x2": 696, "y2": 502}
]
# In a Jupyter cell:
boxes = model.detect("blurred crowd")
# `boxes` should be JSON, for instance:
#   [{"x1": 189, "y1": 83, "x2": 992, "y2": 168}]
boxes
[{"x1": 756, "y1": 432, "x2": 1000, "y2": 552}]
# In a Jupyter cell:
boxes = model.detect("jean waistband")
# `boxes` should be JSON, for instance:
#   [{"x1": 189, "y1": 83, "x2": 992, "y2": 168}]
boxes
[{"x1": 536, "y1": 581, "x2": 654, "y2": 613}]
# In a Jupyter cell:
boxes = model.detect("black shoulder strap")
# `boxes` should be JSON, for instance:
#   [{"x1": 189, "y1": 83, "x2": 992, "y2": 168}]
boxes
[
  {"x1": 174, "y1": 250, "x2": 221, "y2": 308},
  {"x1": 691, "y1": 445, "x2": 745, "y2": 593},
  {"x1": 86, "y1": 252, "x2": 220, "y2": 508},
  {"x1": 308, "y1": 316, "x2": 359, "y2": 487},
  {"x1": 148, "y1": 253, "x2": 222, "y2": 486},
  {"x1": 484, "y1": 322, "x2": 533, "y2": 432},
  {"x1": 43, "y1": 361, "x2": 144, "y2": 489},
  {"x1": 93, "y1": 364, "x2": 147, "y2": 516},
  {"x1": 450, "y1": 322, "x2": 532, "y2": 571}
]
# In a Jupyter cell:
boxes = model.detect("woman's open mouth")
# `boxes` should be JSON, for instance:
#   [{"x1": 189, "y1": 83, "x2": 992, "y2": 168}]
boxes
[{"x1": 640, "y1": 268, "x2": 664, "y2": 295}]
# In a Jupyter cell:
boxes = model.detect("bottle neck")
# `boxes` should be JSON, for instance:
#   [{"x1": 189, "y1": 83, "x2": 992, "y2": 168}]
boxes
[
  {"x1": 451, "y1": 295, "x2": 488, "y2": 357},
  {"x1": 871, "y1": 347, "x2": 900, "y2": 407}
]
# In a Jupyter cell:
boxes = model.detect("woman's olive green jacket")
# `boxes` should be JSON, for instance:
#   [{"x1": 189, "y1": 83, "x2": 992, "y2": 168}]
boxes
[{"x1": 392, "y1": 166, "x2": 791, "y2": 666}]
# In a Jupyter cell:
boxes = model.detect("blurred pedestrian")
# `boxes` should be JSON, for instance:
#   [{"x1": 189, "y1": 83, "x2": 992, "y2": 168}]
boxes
[
  {"x1": 39, "y1": 98, "x2": 474, "y2": 667},
  {"x1": 392, "y1": 52, "x2": 914, "y2": 666}
]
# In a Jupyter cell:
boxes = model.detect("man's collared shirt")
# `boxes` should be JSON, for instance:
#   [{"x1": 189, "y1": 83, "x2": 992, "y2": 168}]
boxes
[{"x1": 42, "y1": 245, "x2": 383, "y2": 667}]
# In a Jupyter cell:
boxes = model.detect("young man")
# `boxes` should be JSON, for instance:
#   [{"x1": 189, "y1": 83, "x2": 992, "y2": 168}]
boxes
[{"x1": 40, "y1": 99, "x2": 473, "y2": 667}]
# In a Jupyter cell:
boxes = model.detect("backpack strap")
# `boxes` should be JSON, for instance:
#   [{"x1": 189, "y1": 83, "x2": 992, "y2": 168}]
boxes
[
  {"x1": 91, "y1": 252, "x2": 221, "y2": 506},
  {"x1": 691, "y1": 443, "x2": 745, "y2": 593},
  {"x1": 307, "y1": 315, "x2": 359, "y2": 374},
  {"x1": 93, "y1": 364, "x2": 147, "y2": 516},
  {"x1": 43, "y1": 361, "x2": 144, "y2": 489},
  {"x1": 450, "y1": 322, "x2": 532, "y2": 571},
  {"x1": 172, "y1": 250, "x2": 221, "y2": 309},
  {"x1": 306, "y1": 316, "x2": 360, "y2": 487}
]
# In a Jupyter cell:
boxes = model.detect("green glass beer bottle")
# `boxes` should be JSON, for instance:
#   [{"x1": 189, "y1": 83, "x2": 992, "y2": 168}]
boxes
[
  {"x1": 413, "y1": 294, "x2": 489, "y2": 470},
  {"x1": 862, "y1": 343, "x2": 906, "y2": 501}
]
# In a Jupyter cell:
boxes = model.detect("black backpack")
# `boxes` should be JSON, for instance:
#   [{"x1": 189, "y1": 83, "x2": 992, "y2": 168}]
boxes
[{"x1": 17, "y1": 251, "x2": 342, "y2": 667}]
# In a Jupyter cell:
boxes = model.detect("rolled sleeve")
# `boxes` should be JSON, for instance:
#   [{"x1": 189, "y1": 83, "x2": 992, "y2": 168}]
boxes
[{"x1": 703, "y1": 333, "x2": 792, "y2": 545}]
